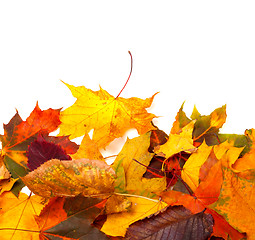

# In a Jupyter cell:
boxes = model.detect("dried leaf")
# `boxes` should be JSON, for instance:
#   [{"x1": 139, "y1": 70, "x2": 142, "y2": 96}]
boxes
[
  {"x1": 104, "y1": 194, "x2": 132, "y2": 214},
  {"x1": 22, "y1": 158, "x2": 116, "y2": 198}
]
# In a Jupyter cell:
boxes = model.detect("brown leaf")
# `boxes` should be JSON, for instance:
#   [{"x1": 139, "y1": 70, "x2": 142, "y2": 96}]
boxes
[
  {"x1": 22, "y1": 158, "x2": 116, "y2": 198},
  {"x1": 125, "y1": 205, "x2": 214, "y2": 240}
]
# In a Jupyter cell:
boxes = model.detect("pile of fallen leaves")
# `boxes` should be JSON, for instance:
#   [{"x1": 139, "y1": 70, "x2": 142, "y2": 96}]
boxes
[{"x1": 0, "y1": 80, "x2": 255, "y2": 239}]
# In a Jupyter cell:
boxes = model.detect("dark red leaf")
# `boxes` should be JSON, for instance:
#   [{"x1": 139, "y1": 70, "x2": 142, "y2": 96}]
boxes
[
  {"x1": 125, "y1": 205, "x2": 214, "y2": 240},
  {"x1": 27, "y1": 135, "x2": 71, "y2": 171}
]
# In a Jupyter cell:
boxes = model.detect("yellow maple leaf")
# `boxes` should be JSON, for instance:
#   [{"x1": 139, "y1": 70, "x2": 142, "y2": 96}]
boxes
[
  {"x1": 113, "y1": 132, "x2": 166, "y2": 197},
  {"x1": 0, "y1": 192, "x2": 44, "y2": 240},
  {"x1": 155, "y1": 120, "x2": 196, "y2": 159},
  {"x1": 101, "y1": 196, "x2": 167, "y2": 237},
  {"x1": 181, "y1": 141, "x2": 213, "y2": 192},
  {"x1": 70, "y1": 133, "x2": 104, "y2": 161},
  {"x1": 59, "y1": 81, "x2": 157, "y2": 148},
  {"x1": 214, "y1": 140, "x2": 244, "y2": 171}
]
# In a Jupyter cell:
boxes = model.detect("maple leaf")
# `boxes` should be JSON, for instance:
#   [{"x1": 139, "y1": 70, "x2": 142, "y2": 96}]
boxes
[
  {"x1": 181, "y1": 141, "x2": 213, "y2": 192},
  {"x1": 125, "y1": 205, "x2": 214, "y2": 240},
  {"x1": 59, "y1": 81, "x2": 157, "y2": 148},
  {"x1": 22, "y1": 158, "x2": 116, "y2": 198},
  {"x1": 112, "y1": 131, "x2": 166, "y2": 198},
  {"x1": 0, "y1": 103, "x2": 61, "y2": 179},
  {"x1": 71, "y1": 133, "x2": 104, "y2": 161},
  {"x1": 171, "y1": 102, "x2": 192, "y2": 134},
  {"x1": 192, "y1": 105, "x2": 227, "y2": 145},
  {"x1": 210, "y1": 167, "x2": 255, "y2": 239},
  {"x1": 0, "y1": 191, "x2": 44, "y2": 240},
  {"x1": 159, "y1": 192, "x2": 246, "y2": 239},
  {"x1": 40, "y1": 195, "x2": 109, "y2": 240},
  {"x1": 171, "y1": 104, "x2": 227, "y2": 146},
  {"x1": 0, "y1": 192, "x2": 109, "y2": 239},
  {"x1": 155, "y1": 121, "x2": 196, "y2": 159},
  {"x1": 159, "y1": 154, "x2": 246, "y2": 239}
]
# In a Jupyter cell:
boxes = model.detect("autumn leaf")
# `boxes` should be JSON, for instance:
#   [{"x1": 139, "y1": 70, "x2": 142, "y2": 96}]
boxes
[
  {"x1": 125, "y1": 205, "x2": 214, "y2": 240},
  {"x1": 214, "y1": 140, "x2": 244, "y2": 170},
  {"x1": 218, "y1": 132, "x2": 251, "y2": 156},
  {"x1": 159, "y1": 160, "x2": 246, "y2": 239},
  {"x1": 0, "y1": 160, "x2": 11, "y2": 181},
  {"x1": 192, "y1": 105, "x2": 227, "y2": 145},
  {"x1": 232, "y1": 129, "x2": 255, "y2": 172},
  {"x1": 0, "y1": 103, "x2": 61, "y2": 179},
  {"x1": 181, "y1": 141, "x2": 213, "y2": 192},
  {"x1": 171, "y1": 102, "x2": 192, "y2": 134},
  {"x1": 0, "y1": 178, "x2": 18, "y2": 196},
  {"x1": 103, "y1": 194, "x2": 131, "y2": 215},
  {"x1": 155, "y1": 120, "x2": 196, "y2": 159},
  {"x1": 148, "y1": 127, "x2": 168, "y2": 153},
  {"x1": 22, "y1": 158, "x2": 116, "y2": 198},
  {"x1": 171, "y1": 103, "x2": 227, "y2": 146},
  {"x1": 101, "y1": 196, "x2": 167, "y2": 237},
  {"x1": 112, "y1": 132, "x2": 166, "y2": 198},
  {"x1": 41, "y1": 195, "x2": 109, "y2": 240},
  {"x1": 59, "y1": 81, "x2": 157, "y2": 148},
  {"x1": 35, "y1": 197, "x2": 67, "y2": 231},
  {"x1": 71, "y1": 133, "x2": 104, "y2": 161},
  {"x1": 0, "y1": 191, "x2": 44, "y2": 240},
  {"x1": 0, "y1": 193, "x2": 109, "y2": 240},
  {"x1": 27, "y1": 134, "x2": 74, "y2": 171},
  {"x1": 209, "y1": 167, "x2": 255, "y2": 239}
]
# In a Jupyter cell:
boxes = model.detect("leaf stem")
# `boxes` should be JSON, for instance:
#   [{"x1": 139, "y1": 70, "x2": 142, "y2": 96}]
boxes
[
  {"x1": 113, "y1": 192, "x2": 160, "y2": 203},
  {"x1": 115, "y1": 51, "x2": 133, "y2": 98},
  {"x1": 193, "y1": 126, "x2": 212, "y2": 142}
]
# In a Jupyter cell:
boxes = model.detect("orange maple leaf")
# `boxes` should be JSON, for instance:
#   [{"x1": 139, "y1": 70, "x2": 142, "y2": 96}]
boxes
[{"x1": 0, "y1": 103, "x2": 61, "y2": 179}]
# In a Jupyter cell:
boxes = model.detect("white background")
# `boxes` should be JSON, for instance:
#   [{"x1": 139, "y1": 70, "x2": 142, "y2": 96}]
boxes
[{"x1": 1, "y1": 1, "x2": 255, "y2": 143}]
